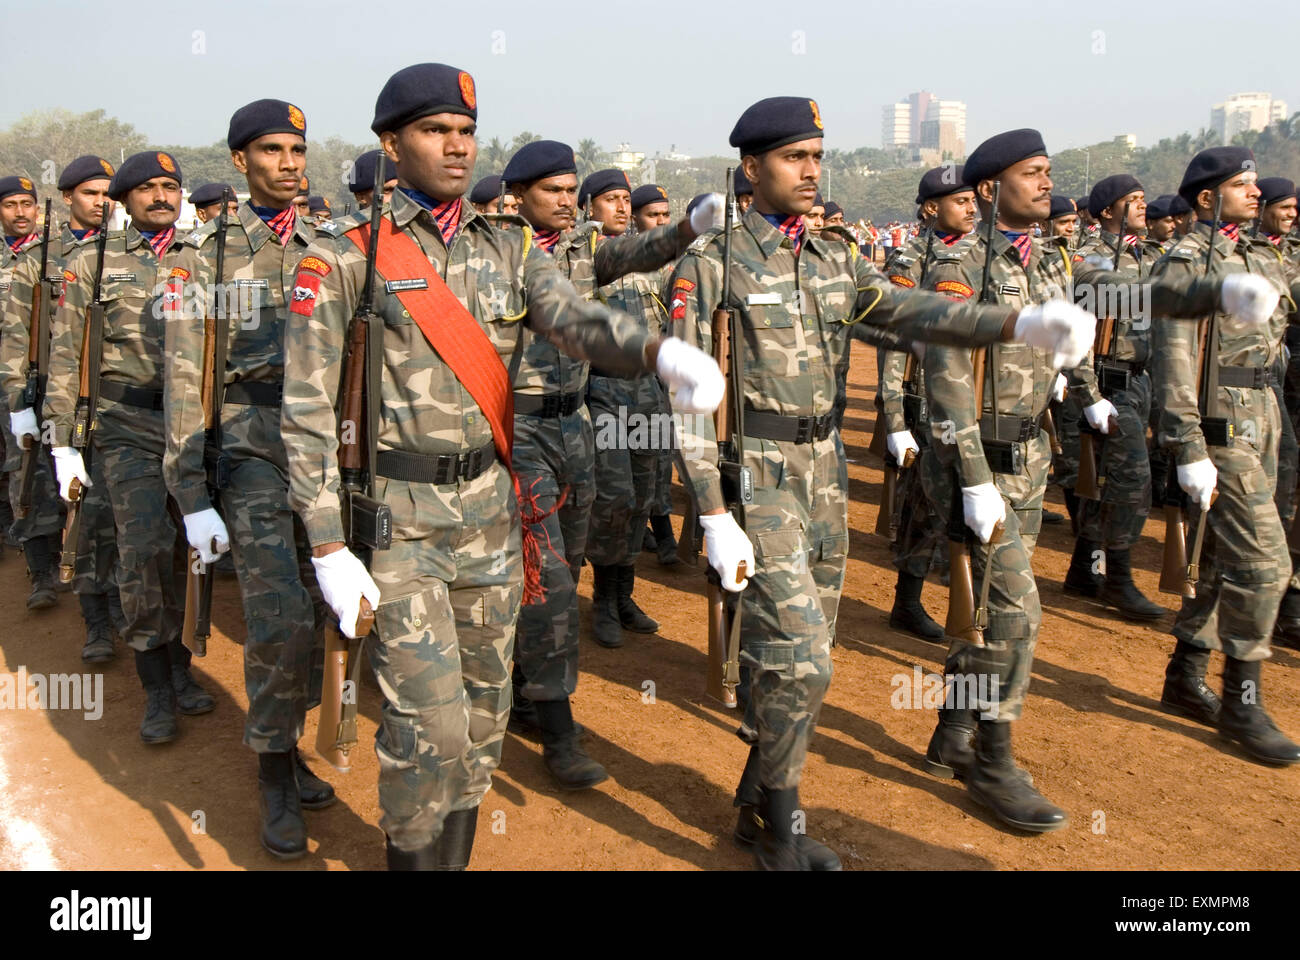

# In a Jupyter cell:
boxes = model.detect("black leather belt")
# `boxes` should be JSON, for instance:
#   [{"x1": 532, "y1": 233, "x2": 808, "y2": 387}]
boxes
[
  {"x1": 1218, "y1": 366, "x2": 1274, "y2": 389},
  {"x1": 375, "y1": 442, "x2": 497, "y2": 484},
  {"x1": 514, "y1": 391, "x2": 584, "y2": 418},
  {"x1": 224, "y1": 380, "x2": 283, "y2": 406},
  {"x1": 100, "y1": 380, "x2": 163, "y2": 410},
  {"x1": 744, "y1": 409, "x2": 836, "y2": 444},
  {"x1": 978, "y1": 415, "x2": 1037, "y2": 443}
]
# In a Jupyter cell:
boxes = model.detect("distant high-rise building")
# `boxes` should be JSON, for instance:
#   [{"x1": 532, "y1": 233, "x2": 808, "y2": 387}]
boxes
[
  {"x1": 1210, "y1": 92, "x2": 1289, "y2": 143},
  {"x1": 884, "y1": 92, "x2": 966, "y2": 157},
  {"x1": 882, "y1": 101, "x2": 911, "y2": 149}
]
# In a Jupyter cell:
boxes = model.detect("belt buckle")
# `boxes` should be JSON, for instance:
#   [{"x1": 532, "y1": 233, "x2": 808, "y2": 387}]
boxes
[
  {"x1": 793, "y1": 416, "x2": 815, "y2": 444},
  {"x1": 434, "y1": 454, "x2": 456, "y2": 485}
]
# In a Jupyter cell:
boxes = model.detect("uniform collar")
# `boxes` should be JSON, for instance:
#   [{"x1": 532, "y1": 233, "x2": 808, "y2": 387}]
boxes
[
  {"x1": 387, "y1": 185, "x2": 485, "y2": 237},
  {"x1": 743, "y1": 205, "x2": 826, "y2": 259}
]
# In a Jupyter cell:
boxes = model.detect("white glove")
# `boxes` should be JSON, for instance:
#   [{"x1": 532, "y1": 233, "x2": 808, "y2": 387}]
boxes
[
  {"x1": 688, "y1": 193, "x2": 726, "y2": 235},
  {"x1": 1083, "y1": 398, "x2": 1118, "y2": 434},
  {"x1": 699, "y1": 512, "x2": 755, "y2": 593},
  {"x1": 182, "y1": 508, "x2": 230, "y2": 564},
  {"x1": 1013, "y1": 301, "x2": 1096, "y2": 369},
  {"x1": 962, "y1": 482, "x2": 1007, "y2": 544},
  {"x1": 886, "y1": 430, "x2": 919, "y2": 464},
  {"x1": 1220, "y1": 273, "x2": 1280, "y2": 327},
  {"x1": 1052, "y1": 373, "x2": 1068, "y2": 403},
  {"x1": 312, "y1": 547, "x2": 382, "y2": 639},
  {"x1": 10, "y1": 407, "x2": 39, "y2": 443},
  {"x1": 1177, "y1": 458, "x2": 1217, "y2": 512},
  {"x1": 658, "y1": 336, "x2": 725, "y2": 414},
  {"x1": 51, "y1": 446, "x2": 90, "y2": 502}
]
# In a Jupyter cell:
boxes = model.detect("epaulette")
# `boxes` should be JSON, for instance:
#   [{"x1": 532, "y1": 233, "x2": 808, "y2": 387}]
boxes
[
  {"x1": 888, "y1": 251, "x2": 916, "y2": 269},
  {"x1": 180, "y1": 217, "x2": 219, "y2": 248},
  {"x1": 1165, "y1": 242, "x2": 1198, "y2": 263},
  {"x1": 931, "y1": 243, "x2": 966, "y2": 262},
  {"x1": 313, "y1": 219, "x2": 343, "y2": 236},
  {"x1": 686, "y1": 228, "x2": 719, "y2": 255}
]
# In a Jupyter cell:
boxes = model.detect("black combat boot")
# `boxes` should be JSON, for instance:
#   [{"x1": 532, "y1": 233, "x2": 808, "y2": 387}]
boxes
[
  {"x1": 23, "y1": 535, "x2": 57, "y2": 610},
  {"x1": 386, "y1": 834, "x2": 438, "y2": 870},
  {"x1": 79, "y1": 592, "x2": 115, "y2": 663},
  {"x1": 924, "y1": 706, "x2": 978, "y2": 781},
  {"x1": 1063, "y1": 537, "x2": 1103, "y2": 598},
  {"x1": 434, "y1": 808, "x2": 479, "y2": 870},
  {"x1": 1160, "y1": 640, "x2": 1221, "y2": 726},
  {"x1": 650, "y1": 513, "x2": 680, "y2": 566},
  {"x1": 258, "y1": 751, "x2": 306, "y2": 859},
  {"x1": 134, "y1": 647, "x2": 178, "y2": 744},
  {"x1": 1219, "y1": 658, "x2": 1300, "y2": 765},
  {"x1": 589, "y1": 564, "x2": 624, "y2": 648},
  {"x1": 731, "y1": 747, "x2": 840, "y2": 870},
  {"x1": 642, "y1": 523, "x2": 657, "y2": 552},
  {"x1": 168, "y1": 641, "x2": 215, "y2": 716},
  {"x1": 888, "y1": 570, "x2": 944, "y2": 642},
  {"x1": 616, "y1": 565, "x2": 658, "y2": 633},
  {"x1": 1098, "y1": 548, "x2": 1165, "y2": 621},
  {"x1": 966, "y1": 721, "x2": 1067, "y2": 833},
  {"x1": 751, "y1": 787, "x2": 813, "y2": 871},
  {"x1": 293, "y1": 747, "x2": 337, "y2": 810},
  {"x1": 537, "y1": 698, "x2": 608, "y2": 790},
  {"x1": 1274, "y1": 587, "x2": 1300, "y2": 651}
]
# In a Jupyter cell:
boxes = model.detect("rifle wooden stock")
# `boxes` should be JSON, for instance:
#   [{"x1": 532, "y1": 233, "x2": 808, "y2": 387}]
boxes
[
  {"x1": 315, "y1": 597, "x2": 375, "y2": 772},
  {"x1": 945, "y1": 536, "x2": 978, "y2": 644},
  {"x1": 1077, "y1": 429, "x2": 1101, "y2": 500},
  {"x1": 1184, "y1": 492, "x2": 1218, "y2": 598},
  {"x1": 874, "y1": 449, "x2": 915, "y2": 539},
  {"x1": 1043, "y1": 407, "x2": 1062, "y2": 456},
  {"x1": 705, "y1": 301, "x2": 739, "y2": 709},
  {"x1": 181, "y1": 549, "x2": 208, "y2": 657},
  {"x1": 58, "y1": 477, "x2": 84, "y2": 583},
  {"x1": 1159, "y1": 503, "x2": 1193, "y2": 597},
  {"x1": 339, "y1": 315, "x2": 368, "y2": 481}
]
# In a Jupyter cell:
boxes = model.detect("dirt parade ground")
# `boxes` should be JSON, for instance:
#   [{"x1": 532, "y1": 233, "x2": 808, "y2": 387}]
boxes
[{"x1": 1, "y1": 339, "x2": 1297, "y2": 872}]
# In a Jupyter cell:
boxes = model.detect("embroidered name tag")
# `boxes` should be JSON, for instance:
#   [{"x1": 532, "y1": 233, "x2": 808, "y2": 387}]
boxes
[
  {"x1": 385, "y1": 278, "x2": 429, "y2": 293},
  {"x1": 235, "y1": 278, "x2": 268, "y2": 288},
  {"x1": 105, "y1": 272, "x2": 136, "y2": 283},
  {"x1": 746, "y1": 292, "x2": 782, "y2": 305},
  {"x1": 998, "y1": 283, "x2": 1021, "y2": 296}
]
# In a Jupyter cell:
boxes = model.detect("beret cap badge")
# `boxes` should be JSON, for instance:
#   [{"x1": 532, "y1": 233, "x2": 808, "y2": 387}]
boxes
[
  {"x1": 459, "y1": 72, "x2": 476, "y2": 110},
  {"x1": 157, "y1": 153, "x2": 176, "y2": 174},
  {"x1": 288, "y1": 105, "x2": 306, "y2": 130},
  {"x1": 19, "y1": 177, "x2": 32, "y2": 191},
  {"x1": 810, "y1": 100, "x2": 823, "y2": 130}
]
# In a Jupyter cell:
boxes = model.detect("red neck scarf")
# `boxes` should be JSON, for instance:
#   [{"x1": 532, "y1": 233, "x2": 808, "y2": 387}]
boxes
[
  {"x1": 8, "y1": 231, "x2": 37, "y2": 253},
  {"x1": 533, "y1": 229, "x2": 560, "y2": 253},
  {"x1": 142, "y1": 227, "x2": 175, "y2": 258}
]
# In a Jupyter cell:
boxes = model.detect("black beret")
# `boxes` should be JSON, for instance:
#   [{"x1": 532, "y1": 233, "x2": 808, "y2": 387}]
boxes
[
  {"x1": 347, "y1": 150, "x2": 394, "y2": 194},
  {"x1": 469, "y1": 175, "x2": 502, "y2": 205},
  {"x1": 503, "y1": 140, "x2": 576, "y2": 185},
  {"x1": 630, "y1": 184, "x2": 669, "y2": 210},
  {"x1": 729, "y1": 96, "x2": 825, "y2": 156},
  {"x1": 813, "y1": 192, "x2": 824, "y2": 207},
  {"x1": 1168, "y1": 194, "x2": 1192, "y2": 216},
  {"x1": 296, "y1": 176, "x2": 310, "y2": 197},
  {"x1": 1075, "y1": 194, "x2": 1091, "y2": 213},
  {"x1": 1048, "y1": 195, "x2": 1077, "y2": 220},
  {"x1": 307, "y1": 195, "x2": 330, "y2": 214},
  {"x1": 915, "y1": 164, "x2": 971, "y2": 203},
  {"x1": 227, "y1": 99, "x2": 306, "y2": 150},
  {"x1": 1258, "y1": 177, "x2": 1297, "y2": 206},
  {"x1": 108, "y1": 151, "x2": 182, "y2": 200},
  {"x1": 57, "y1": 155, "x2": 115, "y2": 191},
  {"x1": 1087, "y1": 174, "x2": 1143, "y2": 218},
  {"x1": 189, "y1": 182, "x2": 234, "y2": 207},
  {"x1": 733, "y1": 167, "x2": 753, "y2": 196},
  {"x1": 578, "y1": 168, "x2": 631, "y2": 208},
  {"x1": 1178, "y1": 146, "x2": 1256, "y2": 205},
  {"x1": 1145, "y1": 196, "x2": 1170, "y2": 221},
  {"x1": 0, "y1": 175, "x2": 37, "y2": 202},
  {"x1": 823, "y1": 201, "x2": 842, "y2": 219},
  {"x1": 962, "y1": 129, "x2": 1048, "y2": 186},
  {"x1": 372, "y1": 62, "x2": 477, "y2": 135}
]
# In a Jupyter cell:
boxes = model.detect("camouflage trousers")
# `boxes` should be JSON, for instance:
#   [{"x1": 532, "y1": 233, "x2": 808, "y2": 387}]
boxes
[
  {"x1": 1279, "y1": 350, "x2": 1300, "y2": 590},
  {"x1": 932, "y1": 432, "x2": 1049, "y2": 723},
  {"x1": 216, "y1": 405, "x2": 327, "y2": 753},
  {"x1": 1078, "y1": 371, "x2": 1153, "y2": 551},
  {"x1": 1174, "y1": 386, "x2": 1288, "y2": 661},
  {"x1": 368, "y1": 461, "x2": 522, "y2": 851},
  {"x1": 7, "y1": 443, "x2": 64, "y2": 543},
  {"x1": 1052, "y1": 393, "x2": 1082, "y2": 490},
  {"x1": 586, "y1": 373, "x2": 665, "y2": 566},
  {"x1": 650, "y1": 383, "x2": 675, "y2": 517},
  {"x1": 892, "y1": 433, "x2": 946, "y2": 578},
  {"x1": 96, "y1": 401, "x2": 185, "y2": 652},
  {"x1": 72, "y1": 439, "x2": 120, "y2": 599},
  {"x1": 512, "y1": 406, "x2": 595, "y2": 702},
  {"x1": 735, "y1": 430, "x2": 847, "y2": 791}
]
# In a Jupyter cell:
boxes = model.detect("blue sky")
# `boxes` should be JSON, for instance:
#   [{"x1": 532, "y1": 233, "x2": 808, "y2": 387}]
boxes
[{"x1": 6, "y1": 0, "x2": 1297, "y2": 155}]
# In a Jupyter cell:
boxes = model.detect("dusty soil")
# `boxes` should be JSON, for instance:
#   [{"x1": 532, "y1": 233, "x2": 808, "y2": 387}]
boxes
[{"x1": 2, "y1": 339, "x2": 1297, "y2": 871}]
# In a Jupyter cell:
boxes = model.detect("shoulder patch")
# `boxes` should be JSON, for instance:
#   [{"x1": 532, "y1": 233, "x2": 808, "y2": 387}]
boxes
[
  {"x1": 672, "y1": 277, "x2": 696, "y2": 293},
  {"x1": 169, "y1": 267, "x2": 190, "y2": 281},
  {"x1": 888, "y1": 275, "x2": 916, "y2": 288},
  {"x1": 298, "y1": 255, "x2": 332, "y2": 277},
  {"x1": 62, "y1": 268, "x2": 76, "y2": 283},
  {"x1": 934, "y1": 280, "x2": 974, "y2": 299},
  {"x1": 290, "y1": 273, "x2": 322, "y2": 317}
]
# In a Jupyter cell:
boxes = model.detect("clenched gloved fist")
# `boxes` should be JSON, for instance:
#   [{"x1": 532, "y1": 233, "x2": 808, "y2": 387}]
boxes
[
  {"x1": 182, "y1": 508, "x2": 230, "y2": 565},
  {"x1": 10, "y1": 407, "x2": 39, "y2": 443},
  {"x1": 887, "y1": 430, "x2": 919, "y2": 463},
  {"x1": 699, "y1": 512, "x2": 755, "y2": 593},
  {"x1": 1220, "y1": 273, "x2": 1279, "y2": 327},
  {"x1": 1083, "y1": 398, "x2": 1118, "y2": 434},
  {"x1": 51, "y1": 446, "x2": 90, "y2": 502},
  {"x1": 658, "y1": 337, "x2": 725, "y2": 414},
  {"x1": 312, "y1": 547, "x2": 382, "y2": 639},
  {"x1": 1177, "y1": 458, "x2": 1217, "y2": 512},
  {"x1": 1013, "y1": 301, "x2": 1096, "y2": 369},
  {"x1": 962, "y1": 482, "x2": 1007, "y2": 544},
  {"x1": 688, "y1": 193, "x2": 726, "y2": 235}
]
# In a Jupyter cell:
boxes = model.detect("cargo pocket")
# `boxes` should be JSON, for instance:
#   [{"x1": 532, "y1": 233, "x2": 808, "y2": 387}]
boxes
[{"x1": 818, "y1": 533, "x2": 848, "y2": 563}]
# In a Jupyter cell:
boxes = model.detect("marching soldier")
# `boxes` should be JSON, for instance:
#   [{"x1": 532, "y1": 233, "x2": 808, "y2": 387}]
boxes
[
  {"x1": 1170, "y1": 193, "x2": 1196, "y2": 237},
  {"x1": 305, "y1": 195, "x2": 332, "y2": 225},
  {"x1": 1145, "y1": 195, "x2": 1178, "y2": 252},
  {"x1": 278, "y1": 62, "x2": 722, "y2": 869},
  {"x1": 468, "y1": 174, "x2": 517, "y2": 218},
  {"x1": 190, "y1": 182, "x2": 239, "y2": 224},
  {"x1": 672, "y1": 103, "x2": 1098, "y2": 868},
  {"x1": 1062, "y1": 175, "x2": 1166, "y2": 620},
  {"x1": 164, "y1": 100, "x2": 340, "y2": 860},
  {"x1": 501, "y1": 139, "x2": 722, "y2": 788},
  {"x1": 47, "y1": 151, "x2": 215, "y2": 743},
  {"x1": 1154, "y1": 147, "x2": 1300, "y2": 765},
  {"x1": 347, "y1": 150, "x2": 397, "y2": 211},
  {"x1": 1045, "y1": 195, "x2": 1078, "y2": 241},
  {"x1": 0, "y1": 158, "x2": 125, "y2": 658},
  {"x1": 921, "y1": 130, "x2": 1264, "y2": 831},
  {"x1": 880, "y1": 165, "x2": 977, "y2": 641},
  {"x1": 823, "y1": 201, "x2": 845, "y2": 229}
]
